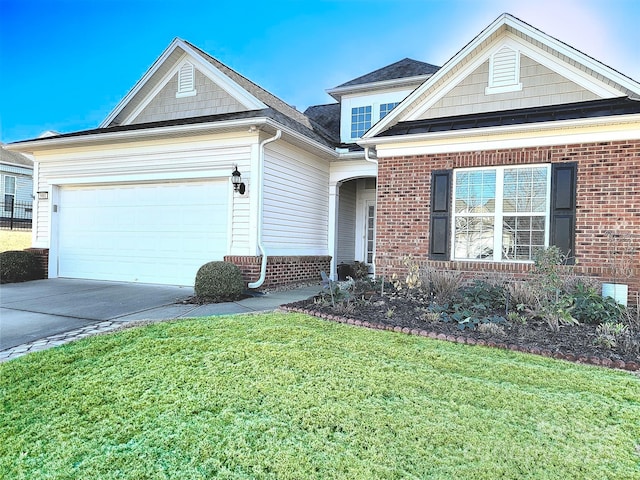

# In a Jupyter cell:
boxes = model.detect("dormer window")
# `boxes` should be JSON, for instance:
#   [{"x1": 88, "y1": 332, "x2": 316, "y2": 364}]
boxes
[
  {"x1": 176, "y1": 61, "x2": 197, "y2": 98},
  {"x1": 485, "y1": 46, "x2": 522, "y2": 95},
  {"x1": 351, "y1": 106, "x2": 372, "y2": 138},
  {"x1": 379, "y1": 102, "x2": 399, "y2": 119}
]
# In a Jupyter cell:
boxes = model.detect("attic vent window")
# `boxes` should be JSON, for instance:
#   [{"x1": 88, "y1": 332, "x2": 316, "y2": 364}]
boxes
[
  {"x1": 485, "y1": 46, "x2": 522, "y2": 95},
  {"x1": 176, "y1": 62, "x2": 197, "y2": 98}
]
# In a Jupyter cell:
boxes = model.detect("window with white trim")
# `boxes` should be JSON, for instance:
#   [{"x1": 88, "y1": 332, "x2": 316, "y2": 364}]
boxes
[
  {"x1": 3, "y1": 175, "x2": 16, "y2": 212},
  {"x1": 452, "y1": 165, "x2": 550, "y2": 261},
  {"x1": 350, "y1": 105, "x2": 372, "y2": 138},
  {"x1": 176, "y1": 61, "x2": 197, "y2": 98}
]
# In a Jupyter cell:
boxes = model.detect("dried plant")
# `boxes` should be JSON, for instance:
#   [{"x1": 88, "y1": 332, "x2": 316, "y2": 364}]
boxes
[
  {"x1": 477, "y1": 322, "x2": 506, "y2": 337},
  {"x1": 605, "y1": 230, "x2": 637, "y2": 281},
  {"x1": 420, "y1": 267, "x2": 462, "y2": 304}
]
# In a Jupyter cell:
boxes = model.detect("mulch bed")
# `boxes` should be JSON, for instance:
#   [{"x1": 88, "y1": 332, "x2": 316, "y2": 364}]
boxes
[{"x1": 282, "y1": 293, "x2": 640, "y2": 372}]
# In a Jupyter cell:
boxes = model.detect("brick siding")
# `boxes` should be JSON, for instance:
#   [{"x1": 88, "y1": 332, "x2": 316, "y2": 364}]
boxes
[
  {"x1": 225, "y1": 255, "x2": 331, "y2": 290},
  {"x1": 375, "y1": 140, "x2": 640, "y2": 304},
  {"x1": 24, "y1": 248, "x2": 49, "y2": 279}
]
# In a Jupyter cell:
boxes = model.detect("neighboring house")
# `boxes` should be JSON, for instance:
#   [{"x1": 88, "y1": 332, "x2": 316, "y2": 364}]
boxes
[
  {"x1": 7, "y1": 14, "x2": 639, "y2": 303},
  {"x1": 0, "y1": 145, "x2": 34, "y2": 224}
]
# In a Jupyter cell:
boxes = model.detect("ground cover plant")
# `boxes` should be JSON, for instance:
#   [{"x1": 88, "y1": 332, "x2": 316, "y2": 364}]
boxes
[
  {"x1": 300, "y1": 249, "x2": 640, "y2": 367},
  {"x1": 1, "y1": 313, "x2": 640, "y2": 479}
]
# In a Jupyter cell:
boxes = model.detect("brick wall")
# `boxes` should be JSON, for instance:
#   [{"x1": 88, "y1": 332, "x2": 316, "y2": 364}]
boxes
[
  {"x1": 376, "y1": 140, "x2": 640, "y2": 304},
  {"x1": 24, "y1": 248, "x2": 48, "y2": 278},
  {"x1": 225, "y1": 255, "x2": 331, "y2": 290}
]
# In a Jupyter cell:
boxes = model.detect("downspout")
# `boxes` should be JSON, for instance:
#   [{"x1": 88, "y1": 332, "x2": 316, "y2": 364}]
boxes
[
  {"x1": 248, "y1": 129, "x2": 282, "y2": 289},
  {"x1": 364, "y1": 146, "x2": 378, "y2": 165}
]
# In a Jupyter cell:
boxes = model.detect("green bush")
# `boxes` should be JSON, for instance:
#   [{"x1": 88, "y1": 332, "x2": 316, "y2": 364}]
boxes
[
  {"x1": 0, "y1": 250, "x2": 44, "y2": 284},
  {"x1": 194, "y1": 261, "x2": 245, "y2": 302},
  {"x1": 572, "y1": 284, "x2": 624, "y2": 325}
]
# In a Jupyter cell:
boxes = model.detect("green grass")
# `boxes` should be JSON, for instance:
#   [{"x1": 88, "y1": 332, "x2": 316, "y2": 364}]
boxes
[
  {"x1": 1, "y1": 313, "x2": 639, "y2": 479},
  {"x1": 0, "y1": 230, "x2": 31, "y2": 252}
]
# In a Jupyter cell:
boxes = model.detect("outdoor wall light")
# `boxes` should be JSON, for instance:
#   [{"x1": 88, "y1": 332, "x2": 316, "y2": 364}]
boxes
[
  {"x1": 37, "y1": 191, "x2": 49, "y2": 200},
  {"x1": 231, "y1": 166, "x2": 246, "y2": 194}
]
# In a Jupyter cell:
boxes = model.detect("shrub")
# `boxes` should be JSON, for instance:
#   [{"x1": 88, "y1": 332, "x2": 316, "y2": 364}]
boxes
[
  {"x1": 572, "y1": 284, "x2": 624, "y2": 325},
  {"x1": 461, "y1": 279, "x2": 506, "y2": 311},
  {"x1": 0, "y1": 250, "x2": 44, "y2": 284},
  {"x1": 194, "y1": 261, "x2": 245, "y2": 302},
  {"x1": 351, "y1": 261, "x2": 371, "y2": 280}
]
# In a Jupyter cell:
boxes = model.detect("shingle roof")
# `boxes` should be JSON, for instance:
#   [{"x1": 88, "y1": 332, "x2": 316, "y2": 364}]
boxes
[
  {"x1": 335, "y1": 58, "x2": 440, "y2": 88},
  {"x1": 303, "y1": 103, "x2": 341, "y2": 144},
  {"x1": 376, "y1": 97, "x2": 640, "y2": 137},
  {"x1": 184, "y1": 40, "x2": 337, "y2": 147},
  {"x1": 0, "y1": 145, "x2": 33, "y2": 167}
]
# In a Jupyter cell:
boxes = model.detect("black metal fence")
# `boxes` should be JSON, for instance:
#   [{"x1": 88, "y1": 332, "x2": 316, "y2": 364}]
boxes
[{"x1": 1, "y1": 199, "x2": 33, "y2": 230}]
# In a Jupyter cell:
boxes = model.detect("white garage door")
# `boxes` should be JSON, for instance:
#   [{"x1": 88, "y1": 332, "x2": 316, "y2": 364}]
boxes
[{"x1": 58, "y1": 181, "x2": 228, "y2": 285}]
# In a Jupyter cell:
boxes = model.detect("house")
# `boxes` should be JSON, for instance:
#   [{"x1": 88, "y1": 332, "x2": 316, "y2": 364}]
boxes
[
  {"x1": 7, "y1": 14, "x2": 639, "y2": 303},
  {"x1": 0, "y1": 145, "x2": 34, "y2": 227}
]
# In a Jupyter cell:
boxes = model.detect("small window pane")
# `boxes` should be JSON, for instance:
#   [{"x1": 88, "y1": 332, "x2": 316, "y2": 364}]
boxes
[
  {"x1": 351, "y1": 106, "x2": 372, "y2": 138},
  {"x1": 4, "y1": 176, "x2": 16, "y2": 195},
  {"x1": 455, "y1": 216, "x2": 495, "y2": 259}
]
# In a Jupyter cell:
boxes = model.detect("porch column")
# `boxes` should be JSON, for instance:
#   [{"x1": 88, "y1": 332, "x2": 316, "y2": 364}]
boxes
[{"x1": 327, "y1": 181, "x2": 340, "y2": 280}]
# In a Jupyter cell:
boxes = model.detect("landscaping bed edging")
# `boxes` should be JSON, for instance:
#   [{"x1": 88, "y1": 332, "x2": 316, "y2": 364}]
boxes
[{"x1": 279, "y1": 306, "x2": 640, "y2": 372}]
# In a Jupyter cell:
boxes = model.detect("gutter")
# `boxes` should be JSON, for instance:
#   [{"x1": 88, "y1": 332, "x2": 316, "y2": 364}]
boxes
[
  {"x1": 248, "y1": 129, "x2": 282, "y2": 289},
  {"x1": 358, "y1": 112, "x2": 640, "y2": 148}
]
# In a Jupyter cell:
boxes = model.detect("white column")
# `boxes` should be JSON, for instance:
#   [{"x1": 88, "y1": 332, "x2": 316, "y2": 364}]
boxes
[{"x1": 327, "y1": 182, "x2": 340, "y2": 280}]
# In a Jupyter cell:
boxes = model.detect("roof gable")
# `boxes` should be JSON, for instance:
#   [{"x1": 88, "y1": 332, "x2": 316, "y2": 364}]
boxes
[
  {"x1": 365, "y1": 13, "x2": 640, "y2": 139},
  {"x1": 0, "y1": 145, "x2": 33, "y2": 168},
  {"x1": 101, "y1": 38, "x2": 268, "y2": 128}
]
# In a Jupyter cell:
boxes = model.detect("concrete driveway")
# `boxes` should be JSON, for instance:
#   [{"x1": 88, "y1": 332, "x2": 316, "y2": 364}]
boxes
[
  {"x1": 0, "y1": 278, "x2": 193, "y2": 350},
  {"x1": 1, "y1": 278, "x2": 321, "y2": 355}
]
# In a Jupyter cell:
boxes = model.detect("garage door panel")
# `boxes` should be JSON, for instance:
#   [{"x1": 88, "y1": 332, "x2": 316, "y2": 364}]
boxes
[{"x1": 58, "y1": 181, "x2": 228, "y2": 285}]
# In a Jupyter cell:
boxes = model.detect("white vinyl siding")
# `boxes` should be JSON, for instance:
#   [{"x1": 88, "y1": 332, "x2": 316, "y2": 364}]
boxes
[
  {"x1": 262, "y1": 143, "x2": 329, "y2": 255},
  {"x1": 32, "y1": 133, "x2": 255, "y2": 252},
  {"x1": 336, "y1": 181, "x2": 356, "y2": 265}
]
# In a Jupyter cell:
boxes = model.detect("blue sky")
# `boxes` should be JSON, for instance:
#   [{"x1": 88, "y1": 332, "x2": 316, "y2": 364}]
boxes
[{"x1": 1, "y1": 0, "x2": 639, "y2": 144}]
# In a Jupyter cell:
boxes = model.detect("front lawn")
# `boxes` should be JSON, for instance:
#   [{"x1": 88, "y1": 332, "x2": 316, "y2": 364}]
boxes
[
  {"x1": 1, "y1": 313, "x2": 639, "y2": 479},
  {"x1": 0, "y1": 230, "x2": 31, "y2": 252}
]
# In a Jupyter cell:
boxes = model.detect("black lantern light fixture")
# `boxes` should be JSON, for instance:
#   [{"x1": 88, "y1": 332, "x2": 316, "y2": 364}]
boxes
[{"x1": 231, "y1": 166, "x2": 246, "y2": 194}]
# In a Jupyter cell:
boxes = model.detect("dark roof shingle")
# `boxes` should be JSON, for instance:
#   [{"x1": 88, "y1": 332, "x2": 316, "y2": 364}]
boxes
[
  {"x1": 376, "y1": 97, "x2": 640, "y2": 137},
  {"x1": 335, "y1": 58, "x2": 440, "y2": 88}
]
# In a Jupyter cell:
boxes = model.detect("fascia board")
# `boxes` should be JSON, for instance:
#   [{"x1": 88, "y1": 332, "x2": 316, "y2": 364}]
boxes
[
  {"x1": 100, "y1": 39, "x2": 267, "y2": 128},
  {"x1": 178, "y1": 41, "x2": 267, "y2": 110},
  {"x1": 262, "y1": 119, "x2": 339, "y2": 159},
  {"x1": 502, "y1": 15, "x2": 640, "y2": 95},
  {"x1": 365, "y1": 13, "x2": 640, "y2": 139},
  {"x1": 326, "y1": 75, "x2": 432, "y2": 99},
  {"x1": 7, "y1": 118, "x2": 269, "y2": 153},
  {"x1": 100, "y1": 38, "x2": 184, "y2": 128},
  {"x1": 363, "y1": 16, "x2": 510, "y2": 139},
  {"x1": 360, "y1": 113, "x2": 640, "y2": 151},
  {"x1": 8, "y1": 117, "x2": 339, "y2": 159},
  {"x1": 405, "y1": 34, "x2": 625, "y2": 122}
]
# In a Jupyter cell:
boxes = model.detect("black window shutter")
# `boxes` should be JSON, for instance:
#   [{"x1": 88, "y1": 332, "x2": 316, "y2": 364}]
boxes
[
  {"x1": 429, "y1": 170, "x2": 452, "y2": 260},
  {"x1": 550, "y1": 162, "x2": 577, "y2": 264}
]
